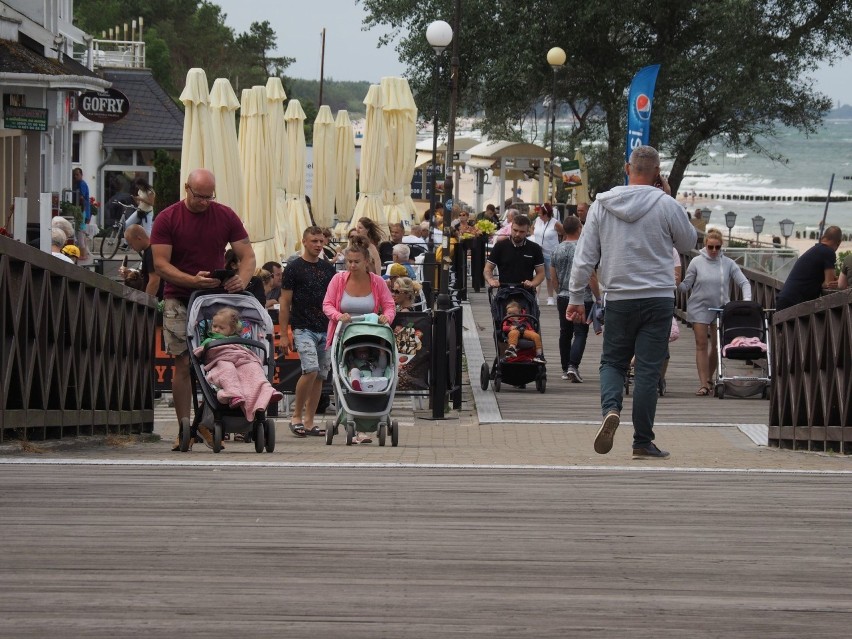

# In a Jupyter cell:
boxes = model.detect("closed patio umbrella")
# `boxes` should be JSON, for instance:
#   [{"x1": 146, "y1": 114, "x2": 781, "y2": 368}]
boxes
[
  {"x1": 279, "y1": 99, "x2": 313, "y2": 256},
  {"x1": 334, "y1": 109, "x2": 357, "y2": 228},
  {"x1": 350, "y1": 84, "x2": 386, "y2": 228},
  {"x1": 179, "y1": 68, "x2": 214, "y2": 191},
  {"x1": 311, "y1": 105, "x2": 336, "y2": 228},
  {"x1": 238, "y1": 85, "x2": 276, "y2": 264},
  {"x1": 208, "y1": 78, "x2": 243, "y2": 213},
  {"x1": 265, "y1": 77, "x2": 287, "y2": 189},
  {"x1": 381, "y1": 77, "x2": 418, "y2": 230}
]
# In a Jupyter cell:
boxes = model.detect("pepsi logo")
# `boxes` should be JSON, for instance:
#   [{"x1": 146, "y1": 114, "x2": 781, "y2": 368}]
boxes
[{"x1": 634, "y1": 93, "x2": 652, "y2": 121}]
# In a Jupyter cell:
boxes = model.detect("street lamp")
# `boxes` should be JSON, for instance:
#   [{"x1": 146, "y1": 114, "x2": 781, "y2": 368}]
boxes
[
  {"x1": 752, "y1": 214, "x2": 765, "y2": 246},
  {"x1": 424, "y1": 20, "x2": 452, "y2": 292},
  {"x1": 701, "y1": 207, "x2": 712, "y2": 226},
  {"x1": 779, "y1": 218, "x2": 794, "y2": 247},
  {"x1": 546, "y1": 46, "x2": 566, "y2": 205},
  {"x1": 724, "y1": 210, "x2": 737, "y2": 244}
]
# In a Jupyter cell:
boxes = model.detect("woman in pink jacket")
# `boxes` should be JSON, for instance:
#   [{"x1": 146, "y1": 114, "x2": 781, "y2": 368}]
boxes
[{"x1": 322, "y1": 236, "x2": 396, "y2": 443}]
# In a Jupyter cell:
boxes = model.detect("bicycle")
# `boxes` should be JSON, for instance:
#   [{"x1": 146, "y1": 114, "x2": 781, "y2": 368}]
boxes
[{"x1": 99, "y1": 201, "x2": 137, "y2": 260}]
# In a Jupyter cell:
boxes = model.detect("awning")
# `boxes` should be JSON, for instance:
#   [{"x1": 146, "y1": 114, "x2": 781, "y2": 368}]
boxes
[
  {"x1": 0, "y1": 40, "x2": 110, "y2": 92},
  {"x1": 414, "y1": 151, "x2": 435, "y2": 169},
  {"x1": 466, "y1": 157, "x2": 495, "y2": 170}
]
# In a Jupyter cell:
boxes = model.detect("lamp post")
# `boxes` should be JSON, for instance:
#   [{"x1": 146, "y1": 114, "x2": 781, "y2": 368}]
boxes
[
  {"x1": 546, "y1": 46, "x2": 566, "y2": 205},
  {"x1": 701, "y1": 207, "x2": 712, "y2": 226},
  {"x1": 752, "y1": 214, "x2": 765, "y2": 246},
  {"x1": 724, "y1": 210, "x2": 737, "y2": 244},
  {"x1": 779, "y1": 218, "x2": 794, "y2": 247},
  {"x1": 423, "y1": 20, "x2": 452, "y2": 295}
]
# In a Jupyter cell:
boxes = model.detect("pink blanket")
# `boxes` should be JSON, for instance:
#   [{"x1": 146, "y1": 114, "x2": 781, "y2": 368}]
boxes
[
  {"x1": 722, "y1": 336, "x2": 767, "y2": 356},
  {"x1": 193, "y1": 344, "x2": 282, "y2": 420}
]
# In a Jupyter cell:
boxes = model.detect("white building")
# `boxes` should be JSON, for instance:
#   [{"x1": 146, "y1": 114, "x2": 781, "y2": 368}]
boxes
[{"x1": 0, "y1": 0, "x2": 108, "y2": 243}]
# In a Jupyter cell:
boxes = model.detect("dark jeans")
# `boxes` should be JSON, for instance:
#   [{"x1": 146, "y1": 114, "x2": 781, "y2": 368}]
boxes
[
  {"x1": 556, "y1": 297, "x2": 591, "y2": 371},
  {"x1": 599, "y1": 297, "x2": 673, "y2": 448}
]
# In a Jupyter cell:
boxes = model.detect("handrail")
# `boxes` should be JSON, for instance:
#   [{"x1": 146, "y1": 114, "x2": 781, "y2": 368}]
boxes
[{"x1": 0, "y1": 236, "x2": 157, "y2": 442}]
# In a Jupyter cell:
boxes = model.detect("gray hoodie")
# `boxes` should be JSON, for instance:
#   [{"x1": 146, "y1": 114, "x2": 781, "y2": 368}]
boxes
[
  {"x1": 679, "y1": 247, "x2": 751, "y2": 325},
  {"x1": 568, "y1": 185, "x2": 696, "y2": 304}
]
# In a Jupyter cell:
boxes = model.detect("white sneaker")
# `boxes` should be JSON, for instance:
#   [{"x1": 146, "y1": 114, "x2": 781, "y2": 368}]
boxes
[
  {"x1": 566, "y1": 365, "x2": 584, "y2": 383},
  {"x1": 546, "y1": 297, "x2": 555, "y2": 305},
  {"x1": 561, "y1": 370, "x2": 570, "y2": 380}
]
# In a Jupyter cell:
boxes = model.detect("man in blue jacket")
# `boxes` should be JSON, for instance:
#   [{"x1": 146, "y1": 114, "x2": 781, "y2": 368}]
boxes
[{"x1": 567, "y1": 146, "x2": 696, "y2": 460}]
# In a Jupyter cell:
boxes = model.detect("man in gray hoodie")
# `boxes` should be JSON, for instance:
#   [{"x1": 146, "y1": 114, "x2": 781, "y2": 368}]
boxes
[{"x1": 566, "y1": 145, "x2": 696, "y2": 459}]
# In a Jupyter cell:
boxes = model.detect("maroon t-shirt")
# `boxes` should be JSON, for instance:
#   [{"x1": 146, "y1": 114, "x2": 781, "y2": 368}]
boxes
[{"x1": 150, "y1": 200, "x2": 249, "y2": 300}]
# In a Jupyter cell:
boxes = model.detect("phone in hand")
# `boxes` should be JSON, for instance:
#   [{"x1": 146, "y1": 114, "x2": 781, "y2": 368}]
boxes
[{"x1": 211, "y1": 269, "x2": 235, "y2": 282}]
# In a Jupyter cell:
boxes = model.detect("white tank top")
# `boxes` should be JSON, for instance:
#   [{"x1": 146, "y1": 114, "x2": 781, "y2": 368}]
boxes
[{"x1": 533, "y1": 217, "x2": 559, "y2": 256}]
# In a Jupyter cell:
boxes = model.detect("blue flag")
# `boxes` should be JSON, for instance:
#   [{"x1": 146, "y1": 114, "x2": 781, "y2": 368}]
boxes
[{"x1": 625, "y1": 64, "x2": 661, "y2": 164}]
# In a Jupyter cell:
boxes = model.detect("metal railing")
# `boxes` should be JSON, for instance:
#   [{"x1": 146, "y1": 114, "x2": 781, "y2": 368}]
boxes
[
  {"x1": 74, "y1": 39, "x2": 146, "y2": 70},
  {"x1": 0, "y1": 236, "x2": 157, "y2": 441}
]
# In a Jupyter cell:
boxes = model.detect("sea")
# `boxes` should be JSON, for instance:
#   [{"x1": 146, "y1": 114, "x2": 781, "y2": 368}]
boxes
[{"x1": 667, "y1": 118, "x2": 852, "y2": 239}]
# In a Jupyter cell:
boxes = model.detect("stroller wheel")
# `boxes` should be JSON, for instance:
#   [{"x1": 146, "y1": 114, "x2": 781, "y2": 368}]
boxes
[
  {"x1": 715, "y1": 383, "x2": 725, "y2": 399},
  {"x1": 536, "y1": 376, "x2": 546, "y2": 393},
  {"x1": 179, "y1": 417, "x2": 192, "y2": 452},
  {"x1": 493, "y1": 375, "x2": 502, "y2": 392},
  {"x1": 326, "y1": 423, "x2": 334, "y2": 445},
  {"x1": 391, "y1": 420, "x2": 399, "y2": 447},
  {"x1": 378, "y1": 422, "x2": 387, "y2": 446},
  {"x1": 345, "y1": 422, "x2": 355, "y2": 446},
  {"x1": 254, "y1": 421, "x2": 265, "y2": 453},
  {"x1": 761, "y1": 385, "x2": 770, "y2": 400},
  {"x1": 264, "y1": 419, "x2": 276, "y2": 452},
  {"x1": 213, "y1": 422, "x2": 223, "y2": 453},
  {"x1": 480, "y1": 362, "x2": 490, "y2": 390}
]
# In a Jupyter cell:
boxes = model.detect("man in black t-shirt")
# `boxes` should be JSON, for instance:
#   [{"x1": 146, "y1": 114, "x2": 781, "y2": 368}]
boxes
[
  {"x1": 279, "y1": 226, "x2": 336, "y2": 437},
  {"x1": 776, "y1": 226, "x2": 842, "y2": 311},
  {"x1": 122, "y1": 224, "x2": 163, "y2": 298},
  {"x1": 484, "y1": 214, "x2": 546, "y2": 289}
]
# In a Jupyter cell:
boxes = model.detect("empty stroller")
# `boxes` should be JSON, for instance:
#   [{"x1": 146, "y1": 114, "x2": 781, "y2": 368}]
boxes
[
  {"x1": 327, "y1": 315, "x2": 399, "y2": 446},
  {"x1": 479, "y1": 285, "x2": 547, "y2": 393},
  {"x1": 178, "y1": 289, "x2": 277, "y2": 453},
  {"x1": 712, "y1": 300, "x2": 772, "y2": 399}
]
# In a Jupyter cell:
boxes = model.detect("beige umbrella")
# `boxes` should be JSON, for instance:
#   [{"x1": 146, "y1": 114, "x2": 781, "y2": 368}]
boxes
[
  {"x1": 208, "y1": 78, "x2": 243, "y2": 213},
  {"x1": 311, "y1": 105, "x2": 336, "y2": 228},
  {"x1": 238, "y1": 85, "x2": 276, "y2": 264},
  {"x1": 265, "y1": 77, "x2": 287, "y2": 189},
  {"x1": 381, "y1": 77, "x2": 418, "y2": 230},
  {"x1": 179, "y1": 68, "x2": 214, "y2": 192},
  {"x1": 334, "y1": 109, "x2": 357, "y2": 226},
  {"x1": 279, "y1": 99, "x2": 313, "y2": 256},
  {"x1": 350, "y1": 84, "x2": 386, "y2": 228}
]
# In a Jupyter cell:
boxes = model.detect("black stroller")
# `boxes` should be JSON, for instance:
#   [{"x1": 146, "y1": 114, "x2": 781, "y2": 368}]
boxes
[
  {"x1": 178, "y1": 289, "x2": 277, "y2": 453},
  {"x1": 479, "y1": 285, "x2": 547, "y2": 393},
  {"x1": 712, "y1": 300, "x2": 772, "y2": 399}
]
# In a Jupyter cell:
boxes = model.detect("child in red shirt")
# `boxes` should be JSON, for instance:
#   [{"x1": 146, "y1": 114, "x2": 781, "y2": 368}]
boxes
[{"x1": 501, "y1": 300, "x2": 545, "y2": 363}]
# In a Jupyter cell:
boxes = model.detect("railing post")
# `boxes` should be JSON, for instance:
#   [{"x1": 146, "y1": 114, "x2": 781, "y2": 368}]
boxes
[{"x1": 430, "y1": 308, "x2": 448, "y2": 418}]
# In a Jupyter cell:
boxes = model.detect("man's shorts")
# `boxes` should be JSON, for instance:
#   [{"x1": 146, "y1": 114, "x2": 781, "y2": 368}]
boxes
[
  {"x1": 162, "y1": 298, "x2": 189, "y2": 357},
  {"x1": 293, "y1": 328, "x2": 330, "y2": 377}
]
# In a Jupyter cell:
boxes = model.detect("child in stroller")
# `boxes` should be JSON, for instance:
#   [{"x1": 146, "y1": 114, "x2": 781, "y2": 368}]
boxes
[
  {"x1": 502, "y1": 300, "x2": 546, "y2": 363},
  {"x1": 347, "y1": 344, "x2": 390, "y2": 392},
  {"x1": 193, "y1": 306, "x2": 283, "y2": 421}
]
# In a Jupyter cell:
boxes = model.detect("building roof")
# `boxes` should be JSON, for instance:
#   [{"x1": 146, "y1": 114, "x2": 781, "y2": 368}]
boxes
[
  {"x1": 0, "y1": 39, "x2": 109, "y2": 90},
  {"x1": 100, "y1": 69, "x2": 183, "y2": 150}
]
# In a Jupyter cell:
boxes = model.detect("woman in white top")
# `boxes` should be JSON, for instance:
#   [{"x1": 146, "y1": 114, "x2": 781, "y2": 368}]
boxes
[
  {"x1": 531, "y1": 203, "x2": 564, "y2": 305},
  {"x1": 127, "y1": 176, "x2": 156, "y2": 236}
]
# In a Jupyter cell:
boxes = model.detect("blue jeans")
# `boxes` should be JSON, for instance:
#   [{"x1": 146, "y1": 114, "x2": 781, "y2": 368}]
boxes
[
  {"x1": 599, "y1": 297, "x2": 673, "y2": 448},
  {"x1": 556, "y1": 297, "x2": 591, "y2": 371}
]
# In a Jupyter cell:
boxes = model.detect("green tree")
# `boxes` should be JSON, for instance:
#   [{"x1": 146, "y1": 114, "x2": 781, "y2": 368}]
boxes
[{"x1": 361, "y1": 0, "x2": 852, "y2": 196}]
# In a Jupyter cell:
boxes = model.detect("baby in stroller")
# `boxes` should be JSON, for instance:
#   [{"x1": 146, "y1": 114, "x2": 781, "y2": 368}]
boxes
[
  {"x1": 347, "y1": 344, "x2": 390, "y2": 392},
  {"x1": 502, "y1": 300, "x2": 546, "y2": 363},
  {"x1": 193, "y1": 306, "x2": 283, "y2": 420}
]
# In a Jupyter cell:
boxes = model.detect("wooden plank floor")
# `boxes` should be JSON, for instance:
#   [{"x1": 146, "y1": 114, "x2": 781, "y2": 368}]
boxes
[
  {"x1": 468, "y1": 288, "x2": 771, "y2": 426},
  {"x1": 1, "y1": 465, "x2": 850, "y2": 638}
]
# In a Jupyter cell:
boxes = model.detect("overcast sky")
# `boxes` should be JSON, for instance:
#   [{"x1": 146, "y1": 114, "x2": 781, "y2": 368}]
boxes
[{"x1": 213, "y1": 0, "x2": 852, "y2": 107}]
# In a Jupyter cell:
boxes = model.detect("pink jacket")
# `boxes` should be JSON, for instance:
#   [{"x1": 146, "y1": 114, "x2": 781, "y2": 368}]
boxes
[{"x1": 322, "y1": 271, "x2": 396, "y2": 346}]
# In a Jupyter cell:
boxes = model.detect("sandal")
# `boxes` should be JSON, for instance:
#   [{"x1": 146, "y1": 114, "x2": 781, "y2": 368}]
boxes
[
  {"x1": 695, "y1": 385, "x2": 711, "y2": 396},
  {"x1": 354, "y1": 433, "x2": 372, "y2": 444},
  {"x1": 305, "y1": 426, "x2": 326, "y2": 437},
  {"x1": 289, "y1": 423, "x2": 307, "y2": 438}
]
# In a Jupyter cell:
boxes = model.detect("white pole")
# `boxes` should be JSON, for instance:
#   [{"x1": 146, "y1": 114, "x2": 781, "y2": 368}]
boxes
[{"x1": 39, "y1": 192, "x2": 52, "y2": 252}]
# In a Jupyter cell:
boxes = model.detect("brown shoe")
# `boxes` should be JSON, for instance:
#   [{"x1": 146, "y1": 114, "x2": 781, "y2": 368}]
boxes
[
  {"x1": 594, "y1": 410, "x2": 620, "y2": 455},
  {"x1": 196, "y1": 425, "x2": 220, "y2": 450}
]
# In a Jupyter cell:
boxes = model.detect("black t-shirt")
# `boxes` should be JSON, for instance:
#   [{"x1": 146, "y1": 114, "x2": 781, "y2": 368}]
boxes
[
  {"x1": 378, "y1": 241, "x2": 394, "y2": 265},
  {"x1": 139, "y1": 247, "x2": 164, "y2": 298},
  {"x1": 487, "y1": 238, "x2": 545, "y2": 284},
  {"x1": 281, "y1": 257, "x2": 336, "y2": 332},
  {"x1": 776, "y1": 242, "x2": 836, "y2": 310}
]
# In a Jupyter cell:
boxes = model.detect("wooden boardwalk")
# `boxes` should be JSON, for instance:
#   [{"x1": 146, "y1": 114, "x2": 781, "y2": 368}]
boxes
[{"x1": 466, "y1": 288, "x2": 771, "y2": 427}]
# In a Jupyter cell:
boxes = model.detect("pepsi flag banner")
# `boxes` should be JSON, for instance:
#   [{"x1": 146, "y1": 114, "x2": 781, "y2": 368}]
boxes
[{"x1": 625, "y1": 64, "x2": 661, "y2": 164}]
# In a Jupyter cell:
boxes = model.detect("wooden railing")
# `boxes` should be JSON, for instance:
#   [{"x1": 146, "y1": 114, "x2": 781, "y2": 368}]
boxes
[
  {"x1": 769, "y1": 289, "x2": 852, "y2": 453},
  {"x1": 0, "y1": 236, "x2": 157, "y2": 442}
]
